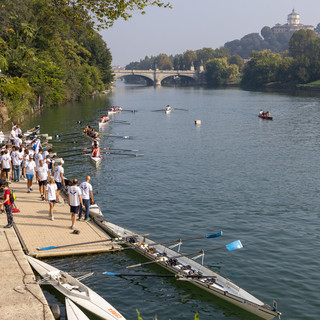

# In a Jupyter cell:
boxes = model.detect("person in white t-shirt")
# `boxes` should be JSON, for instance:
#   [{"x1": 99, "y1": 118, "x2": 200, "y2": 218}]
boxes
[
  {"x1": 34, "y1": 149, "x2": 43, "y2": 168},
  {"x1": 14, "y1": 137, "x2": 22, "y2": 148},
  {"x1": 36, "y1": 160, "x2": 50, "y2": 200},
  {"x1": 78, "y1": 176, "x2": 94, "y2": 221},
  {"x1": 68, "y1": 178, "x2": 83, "y2": 229},
  {"x1": 10, "y1": 127, "x2": 17, "y2": 145},
  {"x1": 1, "y1": 150, "x2": 11, "y2": 181},
  {"x1": 11, "y1": 146, "x2": 22, "y2": 182},
  {"x1": 45, "y1": 176, "x2": 57, "y2": 221},
  {"x1": 53, "y1": 160, "x2": 65, "y2": 203},
  {"x1": 25, "y1": 155, "x2": 36, "y2": 193}
]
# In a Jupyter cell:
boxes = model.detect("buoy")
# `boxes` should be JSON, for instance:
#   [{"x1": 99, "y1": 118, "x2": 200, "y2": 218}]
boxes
[{"x1": 195, "y1": 120, "x2": 201, "y2": 125}]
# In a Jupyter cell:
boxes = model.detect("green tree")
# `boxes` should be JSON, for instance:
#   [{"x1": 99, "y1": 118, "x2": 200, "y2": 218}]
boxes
[
  {"x1": 228, "y1": 55, "x2": 244, "y2": 72},
  {"x1": 156, "y1": 53, "x2": 173, "y2": 70},
  {"x1": 205, "y1": 58, "x2": 238, "y2": 87},
  {"x1": 182, "y1": 50, "x2": 197, "y2": 70}
]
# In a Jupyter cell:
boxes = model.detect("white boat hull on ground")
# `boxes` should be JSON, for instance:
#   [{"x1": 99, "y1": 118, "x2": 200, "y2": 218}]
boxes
[
  {"x1": 27, "y1": 256, "x2": 125, "y2": 320},
  {"x1": 88, "y1": 205, "x2": 281, "y2": 320}
]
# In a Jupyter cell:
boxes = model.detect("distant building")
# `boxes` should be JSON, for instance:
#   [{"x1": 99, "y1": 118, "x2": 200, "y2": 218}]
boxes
[{"x1": 272, "y1": 9, "x2": 314, "y2": 33}]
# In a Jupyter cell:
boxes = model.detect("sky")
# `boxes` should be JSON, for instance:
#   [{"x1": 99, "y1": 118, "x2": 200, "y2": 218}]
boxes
[{"x1": 99, "y1": 0, "x2": 320, "y2": 66}]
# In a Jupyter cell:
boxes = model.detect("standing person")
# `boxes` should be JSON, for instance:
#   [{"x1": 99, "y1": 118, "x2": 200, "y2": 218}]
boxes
[
  {"x1": 11, "y1": 146, "x2": 22, "y2": 182},
  {"x1": 34, "y1": 148, "x2": 43, "y2": 168},
  {"x1": 25, "y1": 155, "x2": 36, "y2": 193},
  {"x1": 1, "y1": 182, "x2": 13, "y2": 228},
  {"x1": 68, "y1": 178, "x2": 83, "y2": 229},
  {"x1": 45, "y1": 176, "x2": 57, "y2": 221},
  {"x1": 36, "y1": 160, "x2": 49, "y2": 200},
  {"x1": 78, "y1": 176, "x2": 94, "y2": 221},
  {"x1": 22, "y1": 149, "x2": 29, "y2": 180},
  {"x1": 1, "y1": 150, "x2": 11, "y2": 181},
  {"x1": 16, "y1": 125, "x2": 23, "y2": 138},
  {"x1": 53, "y1": 160, "x2": 65, "y2": 203},
  {"x1": 10, "y1": 126, "x2": 17, "y2": 146}
]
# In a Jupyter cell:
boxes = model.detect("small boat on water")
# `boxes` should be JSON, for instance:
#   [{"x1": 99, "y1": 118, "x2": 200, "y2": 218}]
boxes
[
  {"x1": 108, "y1": 107, "x2": 122, "y2": 115},
  {"x1": 90, "y1": 156, "x2": 102, "y2": 168},
  {"x1": 27, "y1": 256, "x2": 126, "y2": 320},
  {"x1": 258, "y1": 115, "x2": 273, "y2": 120},
  {"x1": 24, "y1": 125, "x2": 41, "y2": 138},
  {"x1": 89, "y1": 205, "x2": 281, "y2": 320},
  {"x1": 165, "y1": 105, "x2": 173, "y2": 114},
  {"x1": 65, "y1": 298, "x2": 90, "y2": 320}
]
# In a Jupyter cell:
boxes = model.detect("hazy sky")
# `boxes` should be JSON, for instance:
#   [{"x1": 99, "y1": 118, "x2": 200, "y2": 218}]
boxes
[{"x1": 100, "y1": 0, "x2": 320, "y2": 66}]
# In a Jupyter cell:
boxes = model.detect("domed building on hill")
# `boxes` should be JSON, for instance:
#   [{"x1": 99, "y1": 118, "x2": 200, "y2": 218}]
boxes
[{"x1": 272, "y1": 9, "x2": 314, "y2": 33}]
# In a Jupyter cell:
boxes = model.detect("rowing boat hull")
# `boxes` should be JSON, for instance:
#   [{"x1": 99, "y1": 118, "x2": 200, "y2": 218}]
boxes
[
  {"x1": 90, "y1": 156, "x2": 102, "y2": 167},
  {"x1": 258, "y1": 115, "x2": 273, "y2": 120},
  {"x1": 99, "y1": 121, "x2": 110, "y2": 129},
  {"x1": 65, "y1": 298, "x2": 90, "y2": 320},
  {"x1": 89, "y1": 207, "x2": 280, "y2": 320},
  {"x1": 27, "y1": 256, "x2": 125, "y2": 320},
  {"x1": 165, "y1": 109, "x2": 172, "y2": 114},
  {"x1": 24, "y1": 125, "x2": 41, "y2": 138}
]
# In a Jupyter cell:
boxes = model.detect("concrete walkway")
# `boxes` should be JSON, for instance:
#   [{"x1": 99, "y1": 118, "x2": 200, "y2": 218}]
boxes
[{"x1": 0, "y1": 216, "x2": 54, "y2": 320}]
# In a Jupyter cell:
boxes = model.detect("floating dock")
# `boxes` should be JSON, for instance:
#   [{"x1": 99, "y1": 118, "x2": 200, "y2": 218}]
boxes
[{"x1": 9, "y1": 180, "x2": 122, "y2": 258}]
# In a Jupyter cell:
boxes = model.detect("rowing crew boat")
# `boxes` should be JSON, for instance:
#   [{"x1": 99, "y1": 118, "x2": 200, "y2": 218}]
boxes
[
  {"x1": 24, "y1": 125, "x2": 41, "y2": 138},
  {"x1": 99, "y1": 120, "x2": 110, "y2": 128},
  {"x1": 165, "y1": 107, "x2": 173, "y2": 114},
  {"x1": 83, "y1": 131, "x2": 100, "y2": 141},
  {"x1": 89, "y1": 205, "x2": 281, "y2": 320},
  {"x1": 108, "y1": 107, "x2": 122, "y2": 115},
  {"x1": 27, "y1": 256, "x2": 125, "y2": 320},
  {"x1": 90, "y1": 156, "x2": 102, "y2": 167},
  {"x1": 258, "y1": 115, "x2": 273, "y2": 120}
]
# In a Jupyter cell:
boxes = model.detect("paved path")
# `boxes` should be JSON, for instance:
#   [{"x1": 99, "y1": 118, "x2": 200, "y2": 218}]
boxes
[{"x1": 0, "y1": 216, "x2": 54, "y2": 320}]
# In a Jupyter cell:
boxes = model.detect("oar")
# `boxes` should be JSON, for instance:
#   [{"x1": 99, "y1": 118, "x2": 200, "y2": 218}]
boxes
[
  {"x1": 103, "y1": 272, "x2": 217, "y2": 279},
  {"x1": 122, "y1": 109, "x2": 138, "y2": 113},
  {"x1": 105, "y1": 152, "x2": 144, "y2": 157},
  {"x1": 173, "y1": 108, "x2": 188, "y2": 111},
  {"x1": 99, "y1": 134, "x2": 130, "y2": 139},
  {"x1": 126, "y1": 240, "x2": 243, "y2": 269},
  {"x1": 82, "y1": 147, "x2": 139, "y2": 152},
  {"x1": 122, "y1": 231, "x2": 222, "y2": 251},
  {"x1": 37, "y1": 239, "x2": 113, "y2": 251},
  {"x1": 53, "y1": 132, "x2": 80, "y2": 138},
  {"x1": 151, "y1": 109, "x2": 165, "y2": 112}
]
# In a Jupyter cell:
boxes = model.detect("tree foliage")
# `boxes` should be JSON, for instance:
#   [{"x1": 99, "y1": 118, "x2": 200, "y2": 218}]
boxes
[{"x1": 205, "y1": 58, "x2": 238, "y2": 87}]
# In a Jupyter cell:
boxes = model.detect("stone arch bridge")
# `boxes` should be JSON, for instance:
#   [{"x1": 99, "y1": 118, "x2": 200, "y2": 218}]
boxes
[{"x1": 113, "y1": 69, "x2": 205, "y2": 86}]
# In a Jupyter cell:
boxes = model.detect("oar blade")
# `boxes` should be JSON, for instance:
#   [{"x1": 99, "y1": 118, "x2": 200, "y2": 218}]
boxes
[
  {"x1": 206, "y1": 231, "x2": 222, "y2": 238},
  {"x1": 37, "y1": 245, "x2": 57, "y2": 251},
  {"x1": 103, "y1": 272, "x2": 121, "y2": 276},
  {"x1": 226, "y1": 240, "x2": 243, "y2": 251}
]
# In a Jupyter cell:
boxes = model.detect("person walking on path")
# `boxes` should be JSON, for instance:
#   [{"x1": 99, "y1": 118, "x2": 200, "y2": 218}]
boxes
[
  {"x1": 68, "y1": 178, "x2": 83, "y2": 229},
  {"x1": 46, "y1": 176, "x2": 57, "y2": 221},
  {"x1": 25, "y1": 155, "x2": 36, "y2": 193},
  {"x1": 11, "y1": 146, "x2": 22, "y2": 182},
  {"x1": 36, "y1": 160, "x2": 50, "y2": 200},
  {"x1": 78, "y1": 176, "x2": 94, "y2": 221},
  {"x1": 1, "y1": 182, "x2": 13, "y2": 228},
  {"x1": 53, "y1": 160, "x2": 65, "y2": 203},
  {"x1": 1, "y1": 150, "x2": 11, "y2": 182}
]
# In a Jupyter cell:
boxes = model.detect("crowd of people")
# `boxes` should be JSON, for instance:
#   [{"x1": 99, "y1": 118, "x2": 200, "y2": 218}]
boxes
[{"x1": 0, "y1": 125, "x2": 95, "y2": 230}]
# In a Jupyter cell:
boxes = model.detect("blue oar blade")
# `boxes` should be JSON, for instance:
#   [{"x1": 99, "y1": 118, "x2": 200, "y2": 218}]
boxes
[
  {"x1": 206, "y1": 231, "x2": 223, "y2": 238},
  {"x1": 226, "y1": 240, "x2": 243, "y2": 251},
  {"x1": 103, "y1": 272, "x2": 121, "y2": 276},
  {"x1": 37, "y1": 246, "x2": 57, "y2": 251}
]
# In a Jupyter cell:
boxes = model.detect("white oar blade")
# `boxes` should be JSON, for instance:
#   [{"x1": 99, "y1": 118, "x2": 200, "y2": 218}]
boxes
[{"x1": 226, "y1": 240, "x2": 243, "y2": 251}]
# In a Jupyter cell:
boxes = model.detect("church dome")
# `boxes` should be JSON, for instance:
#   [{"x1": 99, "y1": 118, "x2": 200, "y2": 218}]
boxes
[{"x1": 288, "y1": 9, "x2": 300, "y2": 26}]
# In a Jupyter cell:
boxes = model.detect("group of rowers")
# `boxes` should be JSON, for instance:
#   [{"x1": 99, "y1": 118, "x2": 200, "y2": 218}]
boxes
[
  {"x1": 109, "y1": 106, "x2": 122, "y2": 113},
  {"x1": 83, "y1": 126, "x2": 101, "y2": 158},
  {"x1": 83, "y1": 126, "x2": 99, "y2": 139},
  {"x1": 99, "y1": 114, "x2": 110, "y2": 123},
  {"x1": 259, "y1": 109, "x2": 271, "y2": 117}
]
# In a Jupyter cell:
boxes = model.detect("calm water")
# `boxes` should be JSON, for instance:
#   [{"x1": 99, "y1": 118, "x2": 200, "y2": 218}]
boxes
[{"x1": 23, "y1": 84, "x2": 320, "y2": 320}]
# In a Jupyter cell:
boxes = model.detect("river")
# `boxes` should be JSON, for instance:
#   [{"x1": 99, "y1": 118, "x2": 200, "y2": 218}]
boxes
[{"x1": 22, "y1": 83, "x2": 320, "y2": 320}]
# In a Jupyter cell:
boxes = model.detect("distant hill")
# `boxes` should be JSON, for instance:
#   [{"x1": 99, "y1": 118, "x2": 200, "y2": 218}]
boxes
[{"x1": 224, "y1": 27, "x2": 292, "y2": 58}]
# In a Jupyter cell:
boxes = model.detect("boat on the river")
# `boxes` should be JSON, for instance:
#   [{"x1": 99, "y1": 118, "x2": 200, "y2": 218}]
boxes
[
  {"x1": 165, "y1": 105, "x2": 173, "y2": 114},
  {"x1": 89, "y1": 205, "x2": 281, "y2": 320},
  {"x1": 258, "y1": 115, "x2": 273, "y2": 120},
  {"x1": 24, "y1": 125, "x2": 41, "y2": 138},
  {"x1": 65, "y1": 298, "x2": 90, "y2": 320},
  {"x1": 27, "y1": 256, "x2": 125, "y2": 320},
  {"x1": 90, "y1": 156, "x2": 102, "y2": 168},
  {"x1": 108, "y1": 106, "x2": 122, "y2": 115}
]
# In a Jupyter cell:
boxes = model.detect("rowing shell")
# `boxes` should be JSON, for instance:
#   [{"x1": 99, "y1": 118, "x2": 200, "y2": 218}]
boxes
[
  {"x1": 165, "y1": 107, "x2": 173, "y2": 114},
  {"x1": 108, "y1": 107, "x2": 122, "y2": 115},
  {"x1": 89, "y1": 205, "x2": 281, "y2": 320},
  {"x1": 90, "y1": 156, "x2": 102, "y2": 168},
  {"x1": 99, "y1": 120, "x2": 110, "y2": 129},
  {"x1": 65, "y1": 298, "x2": 90, "y2": 320},
  {"x1": 27, "y1": 256, "x2": 125, "y2": 320}
]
